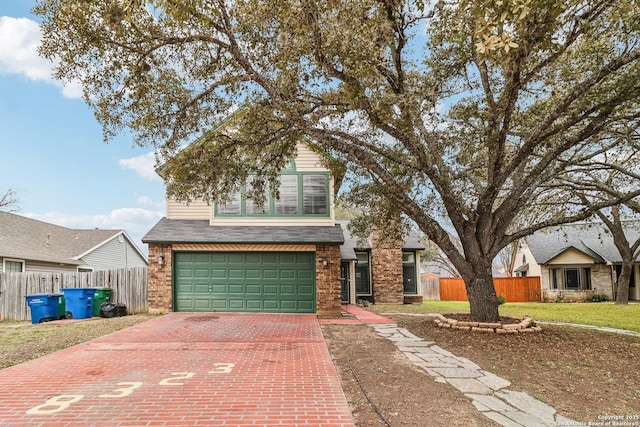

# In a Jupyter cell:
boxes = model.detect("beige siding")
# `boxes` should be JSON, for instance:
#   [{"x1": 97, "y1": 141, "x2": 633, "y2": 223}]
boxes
[
  {"x1": 166, "y1": 198, "x2": 210, "y2": 220},
  {"x1": 24, "y1": 260, "x2": 78, "y2": 273},
  {"x1": 548, "y1": 248, "x2": 595, "y2": 265},
  {"x1": 295, "y1": 143, "x2": 328, "y2": 171},
  {"x1": 165, "y1": 142, "x2": 332, "y2": 224}
]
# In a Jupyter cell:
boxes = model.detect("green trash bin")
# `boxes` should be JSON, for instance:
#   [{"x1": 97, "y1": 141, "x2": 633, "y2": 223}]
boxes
[
  {"x1": 92, "y1": 288, "x2": 113, "y2": 317},
  {"x1": 58, "y1": 295, "x2": 66, "y2": 320}
]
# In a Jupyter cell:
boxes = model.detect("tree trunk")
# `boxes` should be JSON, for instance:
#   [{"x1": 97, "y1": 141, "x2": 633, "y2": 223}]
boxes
[
  {"x1": 615, "y1": 260, "x2": 632, "y2": 305},
  {"x1": 461, "y1": 262, "x2": 500, "y2": 322}
]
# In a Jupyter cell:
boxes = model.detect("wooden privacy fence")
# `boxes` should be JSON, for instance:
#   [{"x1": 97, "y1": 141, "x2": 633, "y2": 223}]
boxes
[
  {"x1": 0, "y1": 267, "x2": 148, "y2": 321},
  {"x1": 439, "y1": 276, "x2": 542, "y2": 302},
  {"x1": 421, "y1": 277, "x2": 441, "y2": 301}
]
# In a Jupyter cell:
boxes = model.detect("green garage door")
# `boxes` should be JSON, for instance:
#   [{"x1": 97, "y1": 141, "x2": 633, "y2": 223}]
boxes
[{"x1": 174, "y1": 252, "x2": 316, "y2": 313}]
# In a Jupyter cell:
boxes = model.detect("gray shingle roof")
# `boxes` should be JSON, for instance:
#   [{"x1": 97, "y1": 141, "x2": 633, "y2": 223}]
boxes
[
  {"x1": 0, "y1": 211, "x2": 123, "y2": 265},
  {"x1": 336, "y1": 220, "x2": 425, "y2": 255},
  {"x1": 527, "y1": 222, "x2": 640, "y2": 264},
  {"x1": 142, "y1": 218, "x2": 345, "y2": 244}
]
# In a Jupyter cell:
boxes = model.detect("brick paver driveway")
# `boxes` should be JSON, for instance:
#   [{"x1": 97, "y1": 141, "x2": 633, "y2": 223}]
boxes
[{"x1": 0, "y1": 313, "x2": 355, "y2": 426}]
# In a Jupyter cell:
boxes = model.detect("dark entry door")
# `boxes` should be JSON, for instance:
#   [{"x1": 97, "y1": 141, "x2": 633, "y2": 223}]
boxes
[{"x1": 340, "y1": 262, "x2": 350, "y2": 302}]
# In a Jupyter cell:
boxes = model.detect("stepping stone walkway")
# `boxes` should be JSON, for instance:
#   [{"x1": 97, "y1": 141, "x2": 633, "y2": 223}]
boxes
[{"x1": 371, "y1": 323, "x2": 575, "y2": 427}]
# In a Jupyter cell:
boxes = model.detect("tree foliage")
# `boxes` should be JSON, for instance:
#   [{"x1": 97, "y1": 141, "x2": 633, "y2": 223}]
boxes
[{"x1": 35, "y1": 0, "x2": 640, "y2": 321}]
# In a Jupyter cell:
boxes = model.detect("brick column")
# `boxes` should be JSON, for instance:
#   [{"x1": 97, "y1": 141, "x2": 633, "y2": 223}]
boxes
[
  {"x1": 315, "y1": 245, "x2": 342, "y2": 317},
  {"x1": 370, "y1": 231, "x2": 404, "y2": 304},
  {"x1": 147, "y1": 244, "x2": 173, "y2": 313}
]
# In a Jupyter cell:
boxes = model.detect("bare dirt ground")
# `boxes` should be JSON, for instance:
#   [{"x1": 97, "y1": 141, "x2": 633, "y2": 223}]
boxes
[
  {"x1": 322, "y1": 314, "x2": 640, "y2": 426},
  {"x1": 322, "y1": 323, "x2": 499, "y2": 426}
]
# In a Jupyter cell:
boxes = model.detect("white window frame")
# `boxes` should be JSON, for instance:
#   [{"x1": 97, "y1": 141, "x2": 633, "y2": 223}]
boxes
[{"x1": 3, "y1": 258, "x2": 25, "y2": 273}]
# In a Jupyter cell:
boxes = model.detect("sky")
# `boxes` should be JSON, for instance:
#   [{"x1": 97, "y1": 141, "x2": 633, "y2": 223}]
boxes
[{"x1": 0, "y1": 1, "x2": 167, "y2": 255}]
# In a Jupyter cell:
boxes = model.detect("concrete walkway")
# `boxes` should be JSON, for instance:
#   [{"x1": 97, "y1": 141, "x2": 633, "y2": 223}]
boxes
[{"x1": 345, "y1": 306, "x2": 575, "y2": 427}]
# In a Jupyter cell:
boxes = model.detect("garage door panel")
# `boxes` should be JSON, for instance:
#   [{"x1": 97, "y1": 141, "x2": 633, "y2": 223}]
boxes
[
  {"x1": 228, "y1": 269, "x2": 243, "y2": 279},
  {"x1": 211, "y1": 269, "x2": 227, "y2": 278},
  {"x1": 194, "y1": 284, "x2": 210, "y2": 293},
  {"x1": 298, "y1": 301, "x2": 314, "y2": 311},
  {"x1": 211, "y1": 299, "x2": 228, "y2": 309},
  {"x1": 280, "y1": 269, "x2": 295, "y2": 279},
  {"x1": 228, "y1": 284, "x2": 245, "y2": 294},
  {"x1": 263, "y1": 284, "x2": 278, "y2": 294},
  {"x1": 174, "y1": 251, "x2": 315, "y2": 313},
  {"x1": 211, "y1": 284, "x2": 227, "y2": 293},
  {"x1": 280, "y1": 284, "x2": 295, "y2": 294},
  {"x1": 246, "y1": 284, "x2": 261, "y2": 294},
  {"x1": 246, "y1": 300, "x2": 261, "y2": 309},
  {"x1": 228, "y1": 253, "x2": 244, "y2": 263},
  {"x1": 263, "y1": 269, "x2": 278, "y2": 279}
]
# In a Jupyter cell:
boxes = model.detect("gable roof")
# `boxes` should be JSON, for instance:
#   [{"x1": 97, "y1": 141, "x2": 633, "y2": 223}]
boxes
[
  {"x1": 0, "y1": 211, "x2": 138, "y2": 265},
  {"x1": 526, "y1": 222, "x2": 640, "y2": 264}
]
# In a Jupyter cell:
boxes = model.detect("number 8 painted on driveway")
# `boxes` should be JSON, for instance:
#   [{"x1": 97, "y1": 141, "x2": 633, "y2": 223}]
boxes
[{"x1": 26, "y1": 395, "x2": 84, "y2": 415}]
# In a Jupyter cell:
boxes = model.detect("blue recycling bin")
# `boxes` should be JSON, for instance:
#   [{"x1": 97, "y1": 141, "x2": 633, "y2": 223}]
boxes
[
  {"x1": 60, "y1": 288, "x2": 96, "y2": 319},
  {"x1": 25, "y1": 293, "x2": 63, "y2": 324}
]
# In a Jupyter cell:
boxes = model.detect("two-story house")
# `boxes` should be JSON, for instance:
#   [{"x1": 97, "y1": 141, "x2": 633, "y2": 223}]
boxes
[{"x1": 143, "y1": 139, "x2": 424, "y2": 317}]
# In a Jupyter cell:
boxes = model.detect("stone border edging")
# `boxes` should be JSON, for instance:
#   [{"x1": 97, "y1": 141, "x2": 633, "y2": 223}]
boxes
[{"x1": 434, "y1": 313, "x2": 542, "y2": 334}]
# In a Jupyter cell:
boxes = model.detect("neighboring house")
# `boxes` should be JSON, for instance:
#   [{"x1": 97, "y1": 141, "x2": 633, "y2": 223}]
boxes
[
  {"x1": 513, "y1": 223, "x2": 640, "y2": 301},
  {"x1": 142, "y1": 141, "x2": 425, "y2": 317},
  {"x1": 0, "y1": 211, "x2": 148, "y2": 273}
]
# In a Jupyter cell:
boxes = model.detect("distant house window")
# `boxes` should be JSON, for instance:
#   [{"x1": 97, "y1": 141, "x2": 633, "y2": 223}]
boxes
[
  {"x1": 4, "y1": 259, "x2": 24, "y2": 273},
  {"x1": 550, "y1": 267, "x2": 591, "y2": 290}
]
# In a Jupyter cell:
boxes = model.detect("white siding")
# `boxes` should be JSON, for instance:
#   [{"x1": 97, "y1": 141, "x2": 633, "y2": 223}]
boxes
[
  {"x1": 80, "y1": 237, "x2": 148, "y2": 270},
  {"x1": 513, "y1": 244, "x2": 542, "y2": 276},
  {"x1": 167, "y1": 198, "x2": 210, "y2": 220},
  {"x1": 548, "y1": 249, "x2": 595, "y2": 265},
  {"x1": 25, "y1": 260, "x2": 78, "y2": 273}
]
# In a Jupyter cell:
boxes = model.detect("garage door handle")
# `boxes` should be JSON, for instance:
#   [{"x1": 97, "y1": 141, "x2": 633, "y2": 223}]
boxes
[{"x1": 208, "y1": 286, "x2": 213, "y2": 292}]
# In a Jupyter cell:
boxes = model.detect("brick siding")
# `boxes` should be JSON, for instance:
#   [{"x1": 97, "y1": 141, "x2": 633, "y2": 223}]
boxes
[{"x1": 146, "y1": 243, "x2": 342, "y2": 317}]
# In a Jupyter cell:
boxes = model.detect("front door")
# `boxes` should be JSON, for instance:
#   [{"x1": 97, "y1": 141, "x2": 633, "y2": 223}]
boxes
[{"x1": 340, "y1": 262, "x2": 350, "y2": 303}]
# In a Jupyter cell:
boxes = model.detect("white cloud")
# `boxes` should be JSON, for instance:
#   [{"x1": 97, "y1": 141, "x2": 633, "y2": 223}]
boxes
[
  {"x1": 25, "y1": 207, "x2": 164, "y2": 253},
  {"x1": 0, "y1": 16, "x2": 82, "y2": 99},
  {"x1": 137, "y1": 195, "x2": 165, "y2": 208},
  {"x1": 119, "y1": 152, "x2": 161, "y2": 181}
]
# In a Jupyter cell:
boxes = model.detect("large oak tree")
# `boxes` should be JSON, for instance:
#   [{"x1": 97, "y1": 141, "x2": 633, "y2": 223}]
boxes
[{"x1": 36, "y1": 0, "x2": 640, "y2": 321}]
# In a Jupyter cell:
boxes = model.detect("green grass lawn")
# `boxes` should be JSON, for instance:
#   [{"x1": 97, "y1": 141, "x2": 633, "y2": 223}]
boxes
[{"x1": 368, "y1": 301, "x2": 640, "y2": 332}]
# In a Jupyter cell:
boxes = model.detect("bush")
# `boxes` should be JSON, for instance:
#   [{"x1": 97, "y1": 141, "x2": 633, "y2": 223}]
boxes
[
  {"x1": 497, "y1": 294, "x2": 506, "y2": 305},
  {"x1": 591, "y1": 294, "x2": 611, "y2": 302}
]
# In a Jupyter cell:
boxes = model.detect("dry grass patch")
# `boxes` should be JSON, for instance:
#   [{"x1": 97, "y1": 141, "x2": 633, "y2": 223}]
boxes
[{"x1": 0, "y1": 315, "x2": 155, "y2": 369}]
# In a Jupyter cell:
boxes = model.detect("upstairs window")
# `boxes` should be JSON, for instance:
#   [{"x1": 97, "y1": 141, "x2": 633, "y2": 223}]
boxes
[
  {"x1": 274, "y1": 175, "x2": 298, "y2": 215},
  {"x1": 215, "y1": 172, "x2": 330, "y2": 218},
  {"x1": 217, "y1": 192, "x2": 241, "y2": 215},
  {"x1": 303, "y1": 175, "x2": 328, "y2": 215}
]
